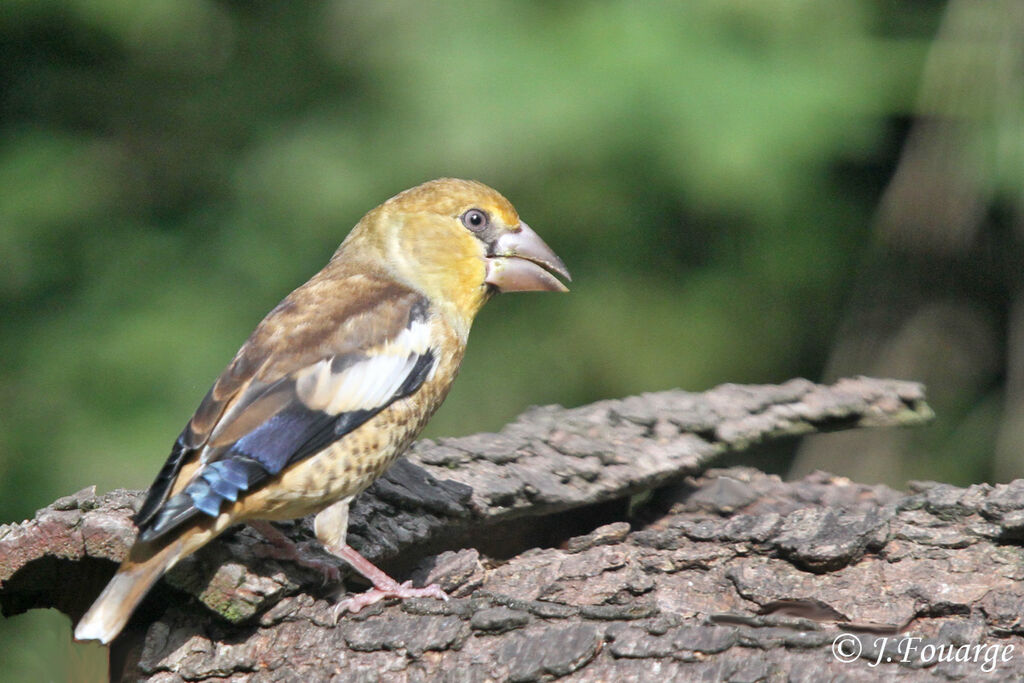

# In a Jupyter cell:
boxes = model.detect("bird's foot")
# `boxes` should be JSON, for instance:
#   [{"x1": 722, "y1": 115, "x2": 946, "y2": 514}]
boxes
[
  {"x1": 332, "y1": 581, "x2": 448, "y2": 621},
  {"x1": 262, "y1": 546, "x2": 341, "y2": 585},
  {"x1": 249, "y1": 521, "x2": 341, "y2": 584}
]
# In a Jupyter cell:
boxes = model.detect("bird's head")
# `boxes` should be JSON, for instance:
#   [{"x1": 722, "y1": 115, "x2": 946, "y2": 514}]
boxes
[{"x1": 341, "y1": 178, "x2": 570, "y2": 322}]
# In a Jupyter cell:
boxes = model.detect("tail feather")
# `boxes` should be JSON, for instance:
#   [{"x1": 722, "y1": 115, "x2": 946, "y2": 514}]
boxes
[{"x1": 74, "y1": 538, "x2": 187, "y2": 644}]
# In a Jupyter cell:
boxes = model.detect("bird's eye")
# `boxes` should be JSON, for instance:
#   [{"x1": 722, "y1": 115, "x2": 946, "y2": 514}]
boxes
[{"x1": 461, "y1": 208, "x2": 489, "y2": 232}]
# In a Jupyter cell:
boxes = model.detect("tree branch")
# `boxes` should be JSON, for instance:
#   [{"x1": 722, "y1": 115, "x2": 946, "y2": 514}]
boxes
[{"x1": 7, "y1": 377, "x2": 996, "y2": 681}]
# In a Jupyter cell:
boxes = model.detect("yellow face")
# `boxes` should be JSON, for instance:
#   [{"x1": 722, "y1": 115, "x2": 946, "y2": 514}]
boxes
[
  {"x1": 342, "y1": 178, "x2": 570, "y2": 324},
  {"x1": 384, "y1": 179, "x2": 520, "y2": 318}
]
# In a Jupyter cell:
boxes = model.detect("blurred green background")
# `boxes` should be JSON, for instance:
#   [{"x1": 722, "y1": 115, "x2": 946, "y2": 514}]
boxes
[{"x1": 3, "y1": 1, "x2": 1023, "y2": 680}]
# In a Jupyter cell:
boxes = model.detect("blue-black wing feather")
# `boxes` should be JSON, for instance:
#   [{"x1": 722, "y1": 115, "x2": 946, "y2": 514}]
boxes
[
  {"x1": 139, "y1": 350, "x2": 435, "y2": 542},
  {"x1": 134, "y1": 284, "x2": 434, "y2": 544}
]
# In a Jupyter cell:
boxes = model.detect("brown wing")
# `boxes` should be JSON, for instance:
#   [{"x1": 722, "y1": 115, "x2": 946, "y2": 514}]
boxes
[{"x1": 133, "y1": 273, "x2": 436, "y2": 540}]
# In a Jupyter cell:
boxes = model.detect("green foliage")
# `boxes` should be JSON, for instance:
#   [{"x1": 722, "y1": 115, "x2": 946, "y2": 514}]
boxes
[{"x1": 0, "y1": 1, "x2": 941, "y2": 678}]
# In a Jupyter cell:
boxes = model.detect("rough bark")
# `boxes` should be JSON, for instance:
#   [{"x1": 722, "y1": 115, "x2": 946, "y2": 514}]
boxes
[{"x1": 11, "y1": 377, "x2": 1015, "y2": 681}]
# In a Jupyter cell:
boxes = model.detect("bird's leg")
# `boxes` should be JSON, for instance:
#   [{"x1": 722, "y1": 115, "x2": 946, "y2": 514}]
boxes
[
  {"x1": 325, "y1": 542, "x2": 449, "y2": 619},
  {"x1": 312, "y1": 498, "x2": 447, "y2": 620},
  {"x1": 249, "y1": 520, "x2": 341, "y2": 584}
]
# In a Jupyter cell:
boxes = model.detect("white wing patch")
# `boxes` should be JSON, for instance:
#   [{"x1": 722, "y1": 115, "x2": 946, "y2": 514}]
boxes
[{"x1": 294, "y1": 318, "x2": 435, "y2": 415}]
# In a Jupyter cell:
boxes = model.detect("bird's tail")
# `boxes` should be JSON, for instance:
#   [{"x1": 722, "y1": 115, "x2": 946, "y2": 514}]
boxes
[{"x1": 74, "y1": 534, "x2": 193, "y2": 644}]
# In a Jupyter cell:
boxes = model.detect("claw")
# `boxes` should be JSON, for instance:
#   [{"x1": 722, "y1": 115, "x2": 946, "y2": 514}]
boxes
[
  {"x1": 318, "y1": 538, "x2": 449, "y2": 622},
  {"x1": 331, "y1": 581, "x2": 449, "y2": 622}
]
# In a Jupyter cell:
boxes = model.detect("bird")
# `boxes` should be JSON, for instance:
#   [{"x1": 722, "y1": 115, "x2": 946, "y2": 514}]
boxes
[{"x1": 74, "y1": 178, "x2": 570, "y2": 644}]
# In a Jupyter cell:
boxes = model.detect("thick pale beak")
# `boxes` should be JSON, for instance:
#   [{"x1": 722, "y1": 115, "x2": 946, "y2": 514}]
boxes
[{"x1": 485, "y1": 222, "x2": 571, "y2": 292}]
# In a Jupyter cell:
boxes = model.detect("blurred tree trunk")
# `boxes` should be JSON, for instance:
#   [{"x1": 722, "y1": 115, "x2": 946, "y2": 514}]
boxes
[{"x1": 794, "y1": 0, "x2": 1024, "y2": 486}]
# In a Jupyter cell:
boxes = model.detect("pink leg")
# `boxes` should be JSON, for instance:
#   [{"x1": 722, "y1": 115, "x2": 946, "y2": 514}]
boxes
[
  {"x1": 249, "y1": 521, "x2": 341, "y2": 584},
  {"x1": 326, "y1": 542, "x2": 448, "y2": 619}
]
